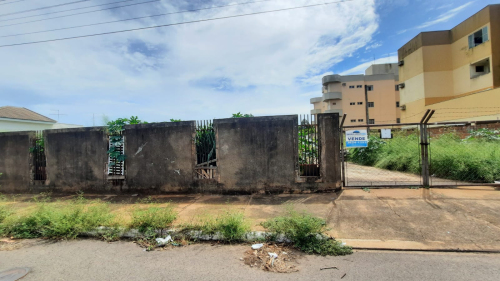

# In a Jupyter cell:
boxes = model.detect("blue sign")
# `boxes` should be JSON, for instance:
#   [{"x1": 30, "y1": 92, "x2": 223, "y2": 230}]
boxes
[{"x1": 346, "y1": 130, "x2": 368, "y2": 148}]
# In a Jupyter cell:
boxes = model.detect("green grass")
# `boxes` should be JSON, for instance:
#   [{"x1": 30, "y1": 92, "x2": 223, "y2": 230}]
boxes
[
  {"x1": 261, "y1": 208, "x2": 352, "y2": 256},
  {"x1": 350, "y1": 131, "x2": 500, "y2": 183},
  {"x1": 2, "y1": 201, "x2": 115, "y2": 239},
  {"x1": 130, "y1": 205, "x2": 177, "y2": 236},
  {"x1": 181, "y1": 211, "x2": 250, "y2": 242}
]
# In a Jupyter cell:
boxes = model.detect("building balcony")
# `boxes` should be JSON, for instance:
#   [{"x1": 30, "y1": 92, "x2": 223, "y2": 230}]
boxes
[
  {"x1": 323, "y1": 92, "x2": 342, "y2": 101},
  {"x1": 322, "y1": 74, "x2": 342, "y2": 85},
  {"x1": 311, "y1": 109, "x2": 322, "y2": 115},
  {"x1": 310, "y1": 97, "x2": 323, "y2": 104}
]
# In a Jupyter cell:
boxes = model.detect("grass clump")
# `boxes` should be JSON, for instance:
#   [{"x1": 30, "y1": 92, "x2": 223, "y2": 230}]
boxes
[
  {"x1": 261, "y1": 208, "x2": 352, "y2": 256},
  {"x1": 2, "y1": 200, "x2": 114, "y2": 239},
  {"x1": 130, "y1": 205, "x2": 177, "y2": 237},
  {"x1": 183, "y1": 211, "x2": 250, "y2": 242}
]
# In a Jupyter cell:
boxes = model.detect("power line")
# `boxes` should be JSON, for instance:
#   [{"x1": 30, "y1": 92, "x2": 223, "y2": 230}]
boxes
[
  {"x1": 0, "y1": 0, "x2": 91, "y2": 17},
  {"x1": 0, "y1": 0, "x2": 31, "y2": 6},
  {"x1": 0, "y1": 0, "x2": 146, "y2": 24},
  {"x1": 0, "y1": 0, "x2": 279, "y2": 38},
  {"x1": 0, "y1": 0, "x2": 354, "y2": 48}
]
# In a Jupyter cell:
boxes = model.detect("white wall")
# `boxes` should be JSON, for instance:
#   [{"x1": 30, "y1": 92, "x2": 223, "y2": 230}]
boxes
[{"x1": 0, "y1": 119, "x2": 83, "y2": 132}]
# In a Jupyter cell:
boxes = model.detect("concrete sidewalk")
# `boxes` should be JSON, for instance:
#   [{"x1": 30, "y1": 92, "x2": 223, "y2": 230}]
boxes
[{"x1": 6, "y1": 186, "x2": 500, "y2": 251}]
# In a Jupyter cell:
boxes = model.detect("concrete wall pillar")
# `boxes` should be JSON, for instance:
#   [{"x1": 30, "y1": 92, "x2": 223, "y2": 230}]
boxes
[{"x1": 318, "y1": 113, "x2": 341, "y2": 190}]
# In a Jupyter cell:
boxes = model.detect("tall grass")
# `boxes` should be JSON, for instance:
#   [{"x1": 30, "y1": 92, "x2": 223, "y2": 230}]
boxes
[
  {"x1": 130, "y1": 205, "x2": 177, "y2": 236},
  {"x1": 181, "y1": 211, "x2": 250, "y2": 242},
  {"x1": 350, "y1": 131, "x2": 500, "y2": 183}
]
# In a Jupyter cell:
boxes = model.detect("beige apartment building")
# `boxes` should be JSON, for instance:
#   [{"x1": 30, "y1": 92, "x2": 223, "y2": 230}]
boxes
[
  {"x1": 398, "y1": 4, "x2": 500, "y2": 122},
  {"x1": 311, "y1": 63, "x2": 401, "y2": 125}
]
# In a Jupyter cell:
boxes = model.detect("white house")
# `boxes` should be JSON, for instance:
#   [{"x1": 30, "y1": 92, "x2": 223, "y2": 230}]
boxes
[{"x1": 0, "y1": 106, "x2": 83, "y2": 132}]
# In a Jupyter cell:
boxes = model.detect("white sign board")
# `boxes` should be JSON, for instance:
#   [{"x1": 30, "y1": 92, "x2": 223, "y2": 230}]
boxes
[
  {"x1": 346, "y1": 130, "x2": 368, "y2": 148},
  {"x1": 381, "y1": 129, "x2": 392, "y2": 139}
]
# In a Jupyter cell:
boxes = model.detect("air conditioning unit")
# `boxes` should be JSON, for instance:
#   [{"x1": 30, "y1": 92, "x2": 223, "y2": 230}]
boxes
[
  {"x1": 400, "y1": 104, "x2": 406, "y2": 111},
  {"x1": 399, "y1": 83, "x2": 405, "y2": 89},
  {"x1": 398, "y1": 60, "x2": 404, "y2": 66}
]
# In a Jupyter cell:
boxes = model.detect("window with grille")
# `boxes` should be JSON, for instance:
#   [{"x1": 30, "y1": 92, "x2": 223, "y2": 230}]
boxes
[
  {"x1": 468, "y1": 27, "x2": 488, "y2": 48},
  {"x1": 368, "y1": 102, "x2": 374, "y2": 108},
  {"x1": 349, "y1": 85, "x2": 355, "y2": 89},
  {"x1": 350, "y1": 102, "x2": 355, "y2": 105},
  {"x1": 397, "y1": 118, "x2": 401, "y2": 124},
  {"x1": 357, "y1": 102, "x2": 363, "y2": 105},
  {"x1": 366, "y1": 85, "x2": 374, "y2": 91},
  {"x1": 350, "y1": 119, "x2": 356, "y2": 122},
  {"x1": 358, "y1": 119, "x2": 364, "y2": 122},
  {"x1": 357, "y1": 85, "x2": 362, "y2": 88},
  {"x1": 369, "y1": 119, "x2": 375, "y2": 124},
  {"x1": 108, "y1": 137, "x2": 125, "y2": 176},
  {"x1": 396, "y1": 101, "x2": 400, "y2": 108}
]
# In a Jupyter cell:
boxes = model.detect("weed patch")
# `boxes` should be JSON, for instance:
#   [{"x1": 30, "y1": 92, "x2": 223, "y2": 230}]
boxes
[
  {"x1": 130, "y1": 205, "x2": 177, "y2": 237},
  {"x1": 182, "y1": 211, "x2": 250, "y2": 242},
  {"x1": 261, "y1": 209, "x2": 352, "y2": 256}
]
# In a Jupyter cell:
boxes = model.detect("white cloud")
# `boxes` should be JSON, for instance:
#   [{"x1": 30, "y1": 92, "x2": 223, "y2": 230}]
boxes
[
  {"x1": 340, "y1": 55, "x2": 398, "y2": 75},
  {"x1": 0, "y1": 0, "x2": 379, "y2": 125},
  {"x1": 365, "y1": 42, "x2": 382, "y2": 50},
  {"x1": 417, "y1": 1, "x2": 474, "y2": 29}
]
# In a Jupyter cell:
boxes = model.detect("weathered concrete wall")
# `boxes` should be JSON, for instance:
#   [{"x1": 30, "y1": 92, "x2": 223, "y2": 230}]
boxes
[
  {"x1": 215, "y1": 115, "x2": 298, "y2": 193},
  {"x1": 0, "y1": 131, "x2": 33, "y2": 192},
  {"x1": 318, "y1": 113, "x2": 342, "y2": 189},
  {"x1": 123, "y1": 122, "x2": 196, "y2": 193},
  {"x1": 45, "y1": 127, "x2": 108, "y2": 192}
]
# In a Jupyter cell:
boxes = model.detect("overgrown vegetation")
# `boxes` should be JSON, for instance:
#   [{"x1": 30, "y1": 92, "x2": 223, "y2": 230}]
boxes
[
  {"x1": 350, "y1": 129, "x2": 500, "y2": 183},
  {"x1": 232, "y1": 112, "x2": 254, "y2": 118},
  {"x1": 1, "y1": 199, "x2": 114, "y2": 239},
  {"x1": 170, "y1": 119, "x2": 182, "y2": 122},
  {"x1": 298, "y1": 123, "x2": 319, "y2": 165},
  {"x1": 131, "y1": 205, "x2": 177, "y2": 237},
  {"x1": 106, "y1": 116, "x2": 148, "y2": 168},
  {"x1": 261, "y1": 208, "x2": 352, "y2": 256},
  {"x1": 182, "y1": 211, "x2": 250, "y2": 242}
]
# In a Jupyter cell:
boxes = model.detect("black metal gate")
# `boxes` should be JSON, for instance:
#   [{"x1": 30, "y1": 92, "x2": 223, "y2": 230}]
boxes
[
  {"x1": 298, "y1": 114, "x2": 320, "y2": 177},
  {"x1": 195, "y1": 120, "x2": 217, "y2": 179},
  {"x1": 30, "y1": 131, "x2": 46, "y2": 183}
]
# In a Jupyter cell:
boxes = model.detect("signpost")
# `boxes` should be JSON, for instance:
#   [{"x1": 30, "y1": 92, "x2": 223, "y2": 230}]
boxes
[{"x1": 346, "y1": 130, "x2": 368, "y2": 148}]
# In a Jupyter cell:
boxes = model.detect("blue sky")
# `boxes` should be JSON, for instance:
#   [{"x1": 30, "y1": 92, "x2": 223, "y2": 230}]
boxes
[{"x1": 0, "y1": 0, "x2": 496, "y2": 126}]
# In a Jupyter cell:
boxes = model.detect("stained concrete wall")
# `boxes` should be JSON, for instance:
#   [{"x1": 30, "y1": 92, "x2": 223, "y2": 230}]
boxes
[
  {"x1": 318, "y1": 113, "x2": 342, "y2": 188},
  {"x1": 44, "y1": 127, "x2": 108, "y2": 192},
  {"x1": 0, "y1": 131, "x2": 33, "y2": 192},
  {"x1": 215, "y1": 115, "x2": 298, "y2": 193},
  {"x1": 123, "y1": 122, "x2": 196, "y2": 193}
]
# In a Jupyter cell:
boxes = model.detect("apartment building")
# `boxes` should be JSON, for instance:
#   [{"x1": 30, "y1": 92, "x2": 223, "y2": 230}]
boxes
[
  {"x1": 310, "y1": 63, "x2": 401, "y2": 125},
  {"x1": 398, "y1": 4, "x2": 500, "y2": 122}
]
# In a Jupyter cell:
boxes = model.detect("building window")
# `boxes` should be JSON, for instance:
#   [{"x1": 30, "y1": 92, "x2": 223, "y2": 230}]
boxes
[
  {"x1": 368, "y1": 102, "x2": 374, "y2": 108},
  {"x1": 396, "y1": 101, "x2": 400, "y2": 108},
  {"x1": 358, "y1": 119, "x2": 364, "y2": 122},
  {"x1": 332, "y1": 102, "x2": 336, "y2": 105},
  {"x1": 357, "y1": 85, "x2": 362, "y2": 88},
  {"x1": 395, "y1": 85, "x2": 399, "y2": 91},
  {"x1": 397, "y1": 118, "x2": 401, "y2": 124},
  {"x1": 369, "y1": 119, "x2": 375, "y2": 124},
  {"x1": 357, "y1": 102, "x2": 363, "y2": 105},
  {"x1": 323, "y1": 86, "x2": 328, "y2": 92},
  {"x1": 366, "y1": 85, "x2": 374, "y2": 91},
  {"x1": 349, "y1": 85, "x2": 355, "y2": 89},
  {"x1": 350, "y1": 119, "x2": 356, "y2": 122},
  {"x1": 470, "y1": 58, "x2": 490, "y2": 79},
  {"x1": 350, "y1": 102, "x2": 355, "y2": 105},
  {"x1": 468, "y1": 26, "x2": 488, "y2": 49}
]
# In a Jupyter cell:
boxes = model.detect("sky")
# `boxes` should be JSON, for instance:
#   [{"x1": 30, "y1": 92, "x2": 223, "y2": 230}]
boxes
[{"x1": 0, "y1": 0, "x2": 496, "y2": 126}]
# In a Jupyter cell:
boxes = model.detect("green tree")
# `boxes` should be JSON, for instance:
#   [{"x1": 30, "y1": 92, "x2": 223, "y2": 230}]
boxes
[{"x1": 231, "y1": 112, "x2": 254, "y2": 118}]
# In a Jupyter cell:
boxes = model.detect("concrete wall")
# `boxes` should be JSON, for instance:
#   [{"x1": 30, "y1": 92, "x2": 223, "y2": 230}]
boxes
[
  {"x1": 0, "y1": 131, "x2": 33, "y2": 192},
  {"x1": 44, "y1": 127, "x2": 109, "y2": 192},
  {"x1": 123, "y1": 122, "x2": 196, "y2": 193},
  {"x1": 215, "y1": 116, "x2": 298, "y2": 194}
]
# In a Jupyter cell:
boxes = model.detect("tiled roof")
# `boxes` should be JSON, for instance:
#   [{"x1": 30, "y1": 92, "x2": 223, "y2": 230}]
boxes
[{"x1": 0, "y1": 106, "x2": 56, "y2": 123}]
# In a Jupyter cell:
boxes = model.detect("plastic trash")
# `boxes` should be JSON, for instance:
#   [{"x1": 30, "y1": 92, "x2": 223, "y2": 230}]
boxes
[
  {"x1": 268, "y1": 252, "x2": 278, "y2": 259},
  {"x1": 251, "y1": 244, "x2": 264, "y2": 250},
  {"x1": 156, "y1": 235, "x2": 173, "y2": 245}
]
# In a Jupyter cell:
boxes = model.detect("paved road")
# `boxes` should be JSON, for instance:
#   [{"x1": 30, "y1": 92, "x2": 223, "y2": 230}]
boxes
[{"x1": 1, "y1": 240, "x2": 500, "y2": 281}]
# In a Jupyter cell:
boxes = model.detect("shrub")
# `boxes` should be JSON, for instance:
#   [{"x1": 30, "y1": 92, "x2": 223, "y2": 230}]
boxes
[
  {"x1": 131, "y1": 205, "x2": 177, "y2": 236},
  {"x1": 3, "y1": 202, "x2": 114, "y2": 239},
  {"x1": 261, "y1": 209, "x2": 352, "y2": 256}
]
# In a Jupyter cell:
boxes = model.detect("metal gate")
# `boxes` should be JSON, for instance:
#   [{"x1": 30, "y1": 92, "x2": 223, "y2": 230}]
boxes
[
  {"x1": 30, "y1": 131, "x2": 46, "y2": 183},
  {"x1": 195, "y1": 120, "x2": 217, "y2": 179},
  {"x1": 341, "y1": 111, "x2": 500, "y2": 188},
  {"x1": 298, "y1": 114, "x2": 320, "y2": 177}
]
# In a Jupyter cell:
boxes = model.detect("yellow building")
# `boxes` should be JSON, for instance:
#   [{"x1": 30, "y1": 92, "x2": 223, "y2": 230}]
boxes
[
  {"x1": 398, "y1": 4, "x2": 500, "y2": 122},
  {"x1": 311, "y1": 63, "x2": 401, "y2": 125}
]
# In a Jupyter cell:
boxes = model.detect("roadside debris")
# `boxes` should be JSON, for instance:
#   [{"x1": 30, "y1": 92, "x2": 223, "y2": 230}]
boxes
[
  {"x1": 341, "y1": 273, "x2": 347, "y2": 279},
  {"x1": 243, "y1": 243, "x2": 299, "y2": 273},
  {"x1": 320, "y1": 266, "x2": 338, "y2": 270},
  {"x1": 156, "y1": 235, "x2": 173, "y2": 246},
  {"x1": 251, "y1": 243, "x2": 263, "y2": 250}
]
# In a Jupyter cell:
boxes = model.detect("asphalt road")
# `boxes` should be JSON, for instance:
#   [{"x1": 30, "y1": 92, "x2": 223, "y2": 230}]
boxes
[{"x1": 1, "y1": 240, "x2": 499, "y2": 280}]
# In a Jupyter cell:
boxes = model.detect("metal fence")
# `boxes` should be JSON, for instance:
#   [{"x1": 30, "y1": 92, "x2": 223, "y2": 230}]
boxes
[
  {"x1": 298, "y1": 114, "x2": 320, "y2": 177},
  {"x1": 195, "y1": 120, "x2": 216, "y2": 179},
  {"x1": 341, "y1": 111, "x2": 500, "y2": 188},
  {"x1": 30, "y1": 131, "x2": 46, "y2": 183}
]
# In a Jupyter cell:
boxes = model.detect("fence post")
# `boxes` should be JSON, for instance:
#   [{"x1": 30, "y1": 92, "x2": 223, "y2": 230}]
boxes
[
  {"x1": 419, "y1": 110, "x2": 435, "y2": 187},
  {"x1": 318, "y1": 113, "x2": 341, "y2": 190}
]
